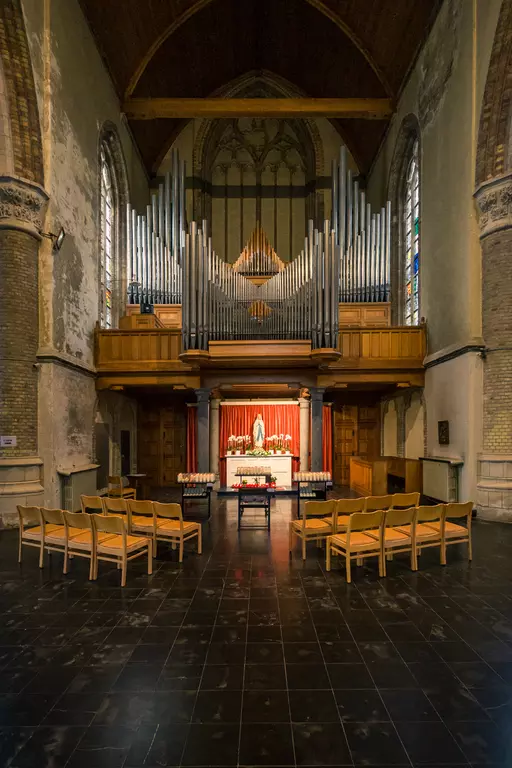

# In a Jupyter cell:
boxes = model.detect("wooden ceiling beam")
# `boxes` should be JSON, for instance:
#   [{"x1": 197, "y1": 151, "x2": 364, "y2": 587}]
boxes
[{"x1": 123, "y1": 97, "x2": 393, "y2": 120}]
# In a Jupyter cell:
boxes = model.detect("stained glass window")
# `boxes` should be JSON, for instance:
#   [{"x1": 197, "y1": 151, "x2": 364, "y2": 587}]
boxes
[
  {"x1": 100, "y1": 145, "x2": 115, "y2": 328},
  {"x1": 404, "y1": 140, "x2": 420, "y2": 325}
]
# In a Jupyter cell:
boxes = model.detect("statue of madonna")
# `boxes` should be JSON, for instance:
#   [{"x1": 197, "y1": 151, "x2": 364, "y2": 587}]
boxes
[{"x1": 253, "y1": 413, "x2": 265, "y2": 448}]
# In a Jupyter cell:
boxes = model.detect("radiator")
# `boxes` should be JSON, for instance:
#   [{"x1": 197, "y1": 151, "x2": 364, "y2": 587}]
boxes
[
  {"x1": 57, "y1": 464, "x2": 100, "y2": 511},
  {"x1": 421, "y1": 458, "x2": 462, "y2": 503}
]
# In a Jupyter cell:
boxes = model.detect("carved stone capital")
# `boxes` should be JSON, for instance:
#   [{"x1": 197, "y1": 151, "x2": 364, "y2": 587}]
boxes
[
  {"x1": 0, "y1": 176, "x2": 49, "y2": 239},
  {"x1": 475, "y1": 173, "x2": 512, "y2": 238}
]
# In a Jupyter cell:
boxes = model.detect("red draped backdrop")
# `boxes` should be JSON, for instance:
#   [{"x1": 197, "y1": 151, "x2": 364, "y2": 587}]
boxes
[
  {"x1": 219, "y1": 404, "x2": 300, "y2": 485},
  {"x1": 186, "y1": 406, "x2": 197, "y2": 473}
]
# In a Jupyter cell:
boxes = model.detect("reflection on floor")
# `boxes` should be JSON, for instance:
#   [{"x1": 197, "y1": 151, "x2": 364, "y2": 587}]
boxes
[{"x1": 0, "y1": 492, "x2": 511, "y2": 767}]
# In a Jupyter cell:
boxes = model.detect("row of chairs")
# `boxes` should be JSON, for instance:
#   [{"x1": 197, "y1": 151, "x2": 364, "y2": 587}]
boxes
[
  {"x1": 80, "y1": 496, "x2": 202, "y2": 563},
  {"x1": 17, "y1": 506, "x2": 152, "y2": 586},
  {"x1": 290, "y1": 492, "x2": 422, "y2": 560},
  {"x1": 326, "y1": 502, "x2": 473, "y2": 583}
]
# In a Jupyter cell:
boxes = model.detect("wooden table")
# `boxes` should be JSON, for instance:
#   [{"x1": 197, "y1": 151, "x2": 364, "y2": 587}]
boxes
[
  {"x1": 237, "y1": 487, "x2": 274, "y2": 531},
  {"x1": 126, "y1": 473, "x2": 147, "y2": 500}
]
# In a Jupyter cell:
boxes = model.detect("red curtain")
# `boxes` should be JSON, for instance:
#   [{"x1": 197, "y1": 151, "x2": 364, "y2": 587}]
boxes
[
  {"x1": 323, "y1": 404, "x2": 333, "y2": 475},
  {"x1": 219, "y1": 404, "x2": 300, "y2": 485},
  {"x1": 186, "y1": 406, "x2": 197, "y2": 473}
]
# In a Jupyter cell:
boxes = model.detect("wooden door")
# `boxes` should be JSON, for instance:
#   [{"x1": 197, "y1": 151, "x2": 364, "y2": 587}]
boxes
[
  {"x1": 138, "y1": 404, "x2": 161, "y2": 487},
  {"x1": 161, "y1": 408, "x2": 186, "y2": 485},
  {"x1": 333, "y1": 406, "x2": 358, "y2": 486},
  {"x1": 358, "y1": 406, "x2": 380, "y2": 459}
]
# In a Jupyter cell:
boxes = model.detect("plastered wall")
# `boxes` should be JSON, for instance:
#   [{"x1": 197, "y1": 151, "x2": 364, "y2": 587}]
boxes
[{"x1": 21, "y1": 0, "x2": 148, "y2": 505}]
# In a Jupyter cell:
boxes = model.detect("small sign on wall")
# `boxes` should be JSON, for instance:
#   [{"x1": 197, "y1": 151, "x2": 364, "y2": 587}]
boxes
[
  {"x1": 0, "y1": 436, "x2": 17, "y2": 447},
  {"x1": 438, "y1": 421, "x2": 450, "y2": 446}
]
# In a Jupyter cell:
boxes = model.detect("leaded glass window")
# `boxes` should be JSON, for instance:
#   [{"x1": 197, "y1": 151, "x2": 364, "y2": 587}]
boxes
[
  {"x1": 100, "y1": 145, "x2": 115, "y2": 328},
  {"x1": 404, "y1": 140, "x2": 420, "y2": 325}
]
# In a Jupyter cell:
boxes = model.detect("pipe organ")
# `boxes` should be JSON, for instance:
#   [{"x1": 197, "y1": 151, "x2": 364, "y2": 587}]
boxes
[
  {"x1": 126, "y1": 146, "x2": 392, "y2": 350},
  {"x1": 332, "y1": 146, "x2": 391, "y2": 303}
]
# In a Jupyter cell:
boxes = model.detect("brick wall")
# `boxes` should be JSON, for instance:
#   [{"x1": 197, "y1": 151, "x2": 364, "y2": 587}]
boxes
[
  {"x1": 0, "y1": 229, "x2": 39, "y2": 456},
  {"x1": 0, "y1": 0, "x2": 44, "y2": 186},
  {"x1": 482, "y1": 228, "x2": 512, "y2": 453}
]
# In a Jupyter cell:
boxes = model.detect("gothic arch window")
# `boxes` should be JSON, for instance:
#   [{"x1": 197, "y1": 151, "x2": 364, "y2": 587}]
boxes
[
  {"x1": 98, "y1": 125, "x2": 129, "y2": 329},
  {"x1": 403, "y1": 139, "x2": 420, "y2": 325}
]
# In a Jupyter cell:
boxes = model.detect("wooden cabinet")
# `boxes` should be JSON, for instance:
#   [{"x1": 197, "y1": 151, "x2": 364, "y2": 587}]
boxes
[{"x1": 138, "y1": 401, "x2": 186, "y2": 488}]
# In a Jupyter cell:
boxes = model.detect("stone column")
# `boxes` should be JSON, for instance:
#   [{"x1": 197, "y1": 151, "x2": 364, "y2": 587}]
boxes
[
  {"x1": 475, "y1": 175, "x2": 512, "y2": 520},
  {"x1": 299, "y1": 397, "x2": 310, "y2": 470},
  {"x1": 195, "y1": 388, "x2": 210, "y2": 473},
  {"x1": 210, "y1": 397, "x2": 220, "y2": 487},
  {"x1": 310, "y1": 387, "x2": 325, "y2": 471},
  {"x1": 0, "y1": 176, "x2": 48, "y2": 525}
]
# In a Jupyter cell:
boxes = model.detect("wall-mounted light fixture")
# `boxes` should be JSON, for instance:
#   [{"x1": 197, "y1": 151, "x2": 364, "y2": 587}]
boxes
[{"x1": 39, "y1": 226, "x2": 66, "y2": 252}]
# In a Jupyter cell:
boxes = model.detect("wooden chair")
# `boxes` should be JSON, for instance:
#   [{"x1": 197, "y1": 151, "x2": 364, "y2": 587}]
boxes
[
  {"x1": 127, "y1": 499, "x2": 159, "y2": 552},
  {"x1": 289, "y1": 500, "x2": 336, "y2": 561},
  {"x1": 378, "y1": 507, "x2": 417, "y2": 574},
  {"x1": 396, "y1": 504, "x2": 444, "y2": 564},
  {"x1": 108, "y1": 475, "x2": 136, "y2": 499},
  {"x1": 430, "y1": 501, "x2": 473, "y2": 564},
  {"x1": 81, "y1": 495, "x2": 105, "y2": 515},
  {"x1": 333, "y1": 498, "x2": 366, "y2": 533},
  {"x1": 92, "y1": 514, "x2": 152, "y2": 587},
  {"x1": 391, "y1": 492, "x2": 420, "y2": 510},
  {"x1": 326, "y1": 510, "x2": 384, "y2": 583},
  {"x1": 364, "y1": 495, "x2": 393, "y2": 512},
  {"x1": 62, "y1": 511, "x2": 98, "y2": 580},
  {"x1": 102, "y1": 497, "x2": 129, "y2": 519},
  {"x1": 153, "y1": 502, "x2": 202, "y2": 562},
  {"x1": 40, "y1": 508, "x2": 68, "y2": 563},
  {"x1": 17, "y1": 505, "x2": 44, "y2": 567}
]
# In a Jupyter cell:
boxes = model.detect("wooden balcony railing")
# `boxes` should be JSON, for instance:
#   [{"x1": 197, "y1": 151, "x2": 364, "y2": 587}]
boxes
[
  {"x1": 336, "y1": 327, "x2": 425, "y2": 368},
  {"x1": 95, "y1": 328, "x2": 184, "y2": 373}
]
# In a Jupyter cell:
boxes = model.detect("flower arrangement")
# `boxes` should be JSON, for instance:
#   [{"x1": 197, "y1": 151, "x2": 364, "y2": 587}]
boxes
[
  {"x1": 246, "y1": 446, "x2": 271, "y2": 456},
  {"x1": 227, "y1": 435, "x2": 237, "y2": 455}
]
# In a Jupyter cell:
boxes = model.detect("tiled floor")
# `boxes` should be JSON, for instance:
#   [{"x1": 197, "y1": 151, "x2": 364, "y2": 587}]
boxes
[{"x1": 1, "y1": 493, "x2": 512, "y2": 766}]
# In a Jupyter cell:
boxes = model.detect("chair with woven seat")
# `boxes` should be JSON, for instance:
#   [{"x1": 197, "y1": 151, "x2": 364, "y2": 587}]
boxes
[
  {"x1": 391, "y1": 492, "x2": 420, "y2": 510},
  {"x1": 396, "y1": 504, "x2": 444, "y2": 564},
  {"x1": 40, "y1": 508, "x2": 68, "y2": 563},
  {"x1": 153, "y1": 502, "x2": 202, "y2": 562},
  {"x1": 289, "y1": 500, "x2": 337, "y2": 561},
  {"x1": 92, "y1": 514, "x2": 152, "y2": 586},
  {"x1": 326, "y1": 510, "x2": 384, "y2": 583},
  {"x1": 80, "y1": 495, "x2": 105, "y2": 515},
  {"x1": 429, "y1": 501, "x2": 473, "y2": 564},
  {"x1": 333, "y1": 498, "x2": 366, "y2": 534},
  {"x1": 364, "y1": 495, "x2": 393, "y2": 512},
  {"x1": 102, "y1": 497, "x2": 129, "y2": 520},
  {"x1": 17, "y1": 505, "x2": 44, "y2": 567},
  {"x1": 108, "y1": 475, "x2": 136, "y2": 500},
  {"x1": 378, "y1": 507, "x2": 417, "y2": 574},
  {"x1": 62, "y1": 510, "x2": 99, "y2": 580}
]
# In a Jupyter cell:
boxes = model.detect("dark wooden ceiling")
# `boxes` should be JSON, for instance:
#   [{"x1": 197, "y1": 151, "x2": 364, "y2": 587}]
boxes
[{"x1": 80, "y1": 0, "x2": 440, "y2": 175}]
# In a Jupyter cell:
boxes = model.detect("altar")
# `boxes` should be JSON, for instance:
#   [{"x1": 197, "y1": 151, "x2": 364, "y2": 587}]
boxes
[{"x1": 226, "y1": 454, "x2": 293, "y2": 488}]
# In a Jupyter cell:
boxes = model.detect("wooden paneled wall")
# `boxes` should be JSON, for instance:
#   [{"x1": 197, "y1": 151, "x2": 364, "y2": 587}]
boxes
[{"x1": 137, "y1": 398, "x2": 187, "y2": 488}]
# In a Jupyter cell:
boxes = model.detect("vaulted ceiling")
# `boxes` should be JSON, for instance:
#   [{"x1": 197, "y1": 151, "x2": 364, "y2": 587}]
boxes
[{"x1": 80, "y1": 0, "x2": 441, "y2": 175}]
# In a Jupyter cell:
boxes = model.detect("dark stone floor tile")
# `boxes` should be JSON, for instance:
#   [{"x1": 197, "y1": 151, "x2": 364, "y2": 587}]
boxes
[
  {"x1": 320, "y1": 640, "x2": 363, "y2": 663},
  {"x1": 66, "y1": 666, "x2": 123, "y2": 694},
  {"x1": 289, "y1": 689, "x2": 339, "y2": 722},
  {"x1": 0, "y1": 727, "x2": 34, "y2": 767},
  {"x1": 246, "y1": 641, "x2": 284, "y2": 664},
  {"x1": 286, "y1": 663, "x2": 330, "y2": 689},
  {"x1": 0, "y1": 668, "x2": 35, "y2": 694},
  {"x1": 293, "y1": 721, "x2": 352, "y2": 765},
  {"x1": 193, "y1": 690, "x2": 242, "y2": 723},
  {"x1": 315, "y1": 624, "x2": 353, "y2": 641},
  {"x1": 111, "y1": 664, "x2": 163, "y2": 692},
  {"x1": 407, "y1": 662, "x2": 460, "y2": 688},
  {"x1": 326, "y1": 663, "x2": 375, "y2": 689},
  {"x1": 242, "y1": 690, "x2": 290, "y2": 722},
  {"x1": 334, "y1": 689, "x2": 390, "y2": 722},
  {"x1": 157, "y1": 664, "x2": 203, "y2": 691},
  {"x1": 244, "y1": 664, "x2": 287, "y2": 690},
  {"x1": 394, "y1": 641, "x2": 442, "y2": 663},
  {"x1": 129, "y1": 644, "x2": 170, "y2": 664},
  {"x1": 283, "y1": 642, "x2": 323, "y2": 664},
  {"x1": 206, "y1": 642, "x2": 246, "y2": 665},
  {"x1": 448, "y1": 661, "x2": 505, "y2": 688},
  {"x1": 200, "y1": 664, "x2": 244, "y2": 690},
  {"x1": 368, "y1": 659, "x2": 420, "y2": 689},
  {"x1": 381, "y1": 689, "x2": 439, "y2": 721},
  {"x1": 182, "y1": 723, "x2": 239, "y2": 766},
  {"x1": 358, "y1": 641, "x2": 401, "y2": 662},
  {"x1": 396, "y1": 721, "x2": 467, "y2": 764},
  {"x1": 384, "y1": 622, "x2": 426, "y2": 642},
  {"x1": 432, "y1": 641, "x2": 480, "y2": 663},
  {"x1": 240, "y1": 722, "x2": 294, "y2": 766},
  {"x1": 212, "y1": 626, "x2": 246, "y2": 643},
  {"x1": 0, "y1": 693, "x2": 59, "y2": 726},
  {"x1": 425, "y1": 684, "x2": 490, "y2": 721},
  {"x1": 43, "y1": 693, "x2": 105, "y2": 726},
  {"x1": 344, "y1": 721, "x2": 410, "y2": 765},
  {"x1": 9, "y1": 725, "x2": 85, "y2": 768}
]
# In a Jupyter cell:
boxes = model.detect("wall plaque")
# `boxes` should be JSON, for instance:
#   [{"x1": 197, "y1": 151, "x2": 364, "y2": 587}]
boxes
[{"x1": 438, "y1": 421, "x2": 449, "y2": 445}]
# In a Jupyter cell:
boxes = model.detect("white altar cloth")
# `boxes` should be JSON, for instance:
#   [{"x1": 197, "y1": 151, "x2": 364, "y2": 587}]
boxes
[{"x1": 226, "y1": 454, "x2": 293, "y2": 487}]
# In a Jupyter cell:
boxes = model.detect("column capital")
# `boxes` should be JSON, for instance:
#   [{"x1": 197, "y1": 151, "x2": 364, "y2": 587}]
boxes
[
  {"x1": 210, "y1": 397, "x2": 221, "y2": 411},
  {"x1": 0, "y1": 175, "x2": 49, "y2": 240},
  {"x1": 298, "y1": 397, "x2": 310, "y2": 409},
  {"x1": 194, "y1": 388, "x2": 211, "y2": 404},
  {"x1": 475, "y1": 171, "x2": 512, "y2": 239}
]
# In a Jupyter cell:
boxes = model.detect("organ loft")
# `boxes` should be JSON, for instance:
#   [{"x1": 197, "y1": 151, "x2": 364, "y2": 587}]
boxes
[{"x1": 0, "y1": 0, "x2": 511, "y2": 525}]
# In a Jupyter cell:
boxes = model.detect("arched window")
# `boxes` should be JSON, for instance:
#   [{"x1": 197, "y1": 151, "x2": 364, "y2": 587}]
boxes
[
  {"x1": 99, "y1": 144, "x2": 116, "y2": 328},
  {"x1": 403, "y1": 140, "x2": 420, "y2": 325}
]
